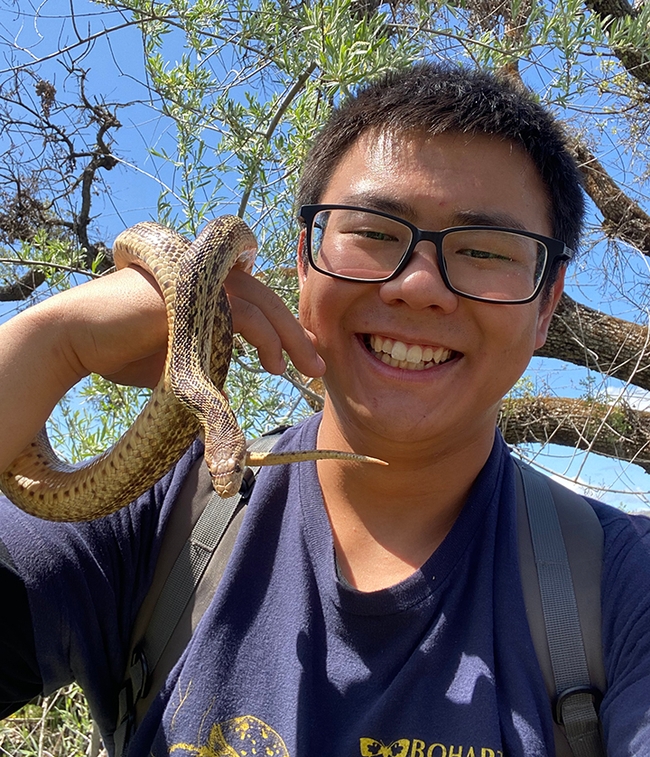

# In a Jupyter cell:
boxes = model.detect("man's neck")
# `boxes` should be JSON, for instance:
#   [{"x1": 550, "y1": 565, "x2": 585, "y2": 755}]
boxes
[{"x1": 315, "y1": 404, "x2": 497, "y2": 592}]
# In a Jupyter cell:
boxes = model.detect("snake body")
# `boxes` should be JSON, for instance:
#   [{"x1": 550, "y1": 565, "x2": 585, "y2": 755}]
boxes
[{"x1": 0, "y1": 217, "x2": 384, "y2": 522}]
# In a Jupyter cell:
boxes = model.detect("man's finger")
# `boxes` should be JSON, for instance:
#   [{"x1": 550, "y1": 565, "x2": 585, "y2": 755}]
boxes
[{"x1": 226, "y1": 269, "x2": 326, "y2": 378}]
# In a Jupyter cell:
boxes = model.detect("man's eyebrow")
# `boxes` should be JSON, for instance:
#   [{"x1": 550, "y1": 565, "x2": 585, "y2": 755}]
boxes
[
  {"x1": 330, "y1": 195, "x2": 531, "y2": 232},
  {"x1": 330, "y1": 192, "x2": 527, "y2": 231},
  {"x1": 451, "y1": 210, "x2": 528, "y2": 231},
  {"x1": 336, "y1": 192, "x2": 417, "y2": 219}
]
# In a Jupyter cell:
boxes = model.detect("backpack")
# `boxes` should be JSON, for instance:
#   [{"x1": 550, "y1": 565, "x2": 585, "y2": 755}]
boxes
[{"x1": 112, "y1": 430, "x2": 607, "y2": 757}]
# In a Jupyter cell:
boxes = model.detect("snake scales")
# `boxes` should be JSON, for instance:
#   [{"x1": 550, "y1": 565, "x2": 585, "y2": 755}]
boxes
[{"x1": 0, "y1": 216, "x2": 383, "y2": 521}]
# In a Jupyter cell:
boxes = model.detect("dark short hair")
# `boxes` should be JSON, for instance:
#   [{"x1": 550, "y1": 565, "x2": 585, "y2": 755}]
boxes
[{"x1": 297, "y1": 62, "x2": 585, "y2": 284}]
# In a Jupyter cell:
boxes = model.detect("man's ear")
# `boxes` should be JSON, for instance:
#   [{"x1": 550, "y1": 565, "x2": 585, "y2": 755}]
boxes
[
  {"x1": 534, "y1": 265, "x2": 565, "y2": 350},
  {"x1": 297, "y1": 228, "x2": 308, "y2": 292}
]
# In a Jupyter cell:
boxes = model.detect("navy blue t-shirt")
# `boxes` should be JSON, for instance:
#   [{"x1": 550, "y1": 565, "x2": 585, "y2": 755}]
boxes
[{"x1": 1, "y1": 415, "x2": 650, "y2": 756}]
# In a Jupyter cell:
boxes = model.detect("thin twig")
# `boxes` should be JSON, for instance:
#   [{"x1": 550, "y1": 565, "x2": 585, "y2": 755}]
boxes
[
  {"x1": 237, "y1": 62, "x2": 317, "y2": 218},
  {"x1": 0, "y1": 258, "x2": 100, "y2": 277}
]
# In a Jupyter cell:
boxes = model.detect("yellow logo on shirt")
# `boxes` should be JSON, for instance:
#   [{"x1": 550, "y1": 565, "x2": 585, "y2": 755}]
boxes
[
  {"x1": 360, "y1": 738, "x2": 411, "y2": 756},
  {"x1": 359, "y1": 740, "x2": 503, "y2": 757},
  {"x1": 169, "y1": 714, "x2": 289, "y2": 756}
]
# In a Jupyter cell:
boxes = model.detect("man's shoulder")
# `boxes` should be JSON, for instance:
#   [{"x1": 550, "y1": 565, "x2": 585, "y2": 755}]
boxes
[
  {"x1": 586, "y1": 495, "x2": 650, "y2": 552},
  {"x1": 591, "y1": 501, "x2": 650, "y2": 603},
  {"x1": 507, "y1": 459, "x2": 650, "y2": 603},
  {"x1": 256, "y1": 414, "x2": 321, "y2": 452}
]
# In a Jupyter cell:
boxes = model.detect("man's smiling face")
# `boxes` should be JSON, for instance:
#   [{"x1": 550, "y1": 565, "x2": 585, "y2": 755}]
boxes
[{"x1": 298, "y1": 130, "x2": 563, "y2": 456}]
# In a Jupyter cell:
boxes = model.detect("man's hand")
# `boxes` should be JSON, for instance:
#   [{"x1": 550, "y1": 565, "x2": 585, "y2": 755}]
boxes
[
  {"x1": 64, "y1": 265, "x2": 325, "y2": 386},
  {"x1": 226, "y1": 266, "x2": 325, "y2": 379}
]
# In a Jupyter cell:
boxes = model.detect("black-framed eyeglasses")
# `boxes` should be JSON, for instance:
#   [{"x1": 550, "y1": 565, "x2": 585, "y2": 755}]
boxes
[{"x1": 299, "y1": 204, "x2": 573, "y2": 305}]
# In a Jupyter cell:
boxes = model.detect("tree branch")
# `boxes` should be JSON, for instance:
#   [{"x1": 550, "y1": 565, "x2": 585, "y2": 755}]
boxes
[
  {"x1": 0, "y1": 13, "x2": 179, "y2": 75},
  {"x1": 538, "y1": 293, "x2": 650, "y2": 390},
  {"x1": 0, "y1": 258, "x2": 100, "y2": 278},
  {"x1": 500, "y1": 395, "x2": 650, "y2": 473},
  {"x1": 571, "y1": 138, "x2": 650, "y2": 255},
  {"x1": 237, "y1": 62, "x2": 317, "y2": 218},
  {"x1": 73, "y1": 71, "x2": 120, "y2": 268},
  {"x1": 584, "y1": 0, "x2": 650, "y2": 86},
  {"x1": 0, "y1": 269, "x2": 46, "y2": 301}
]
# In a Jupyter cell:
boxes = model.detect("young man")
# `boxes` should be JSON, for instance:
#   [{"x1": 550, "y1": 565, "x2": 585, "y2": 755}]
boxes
[{"x1": 1, "y1": 64, "x2": 649, "y2": 755}]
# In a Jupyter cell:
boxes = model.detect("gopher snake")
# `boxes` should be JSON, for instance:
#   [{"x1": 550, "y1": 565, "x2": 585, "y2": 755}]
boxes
[{"x1": 0, "y1": 217, "x2": 384, "y2": 521}]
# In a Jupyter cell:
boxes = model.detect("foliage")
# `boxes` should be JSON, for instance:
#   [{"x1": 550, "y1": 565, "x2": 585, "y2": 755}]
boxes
[
  {"x1": 0, "y1": 684, "x2": 103, "y2": 756},
  {"x1": 48, "y1": 376, "x2": 151, "y2": 462}
]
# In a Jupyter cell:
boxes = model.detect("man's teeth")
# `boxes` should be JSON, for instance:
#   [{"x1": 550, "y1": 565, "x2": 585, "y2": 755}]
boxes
[{"x1": 368, "y1": 335, "x2": 452, "y2": 370}]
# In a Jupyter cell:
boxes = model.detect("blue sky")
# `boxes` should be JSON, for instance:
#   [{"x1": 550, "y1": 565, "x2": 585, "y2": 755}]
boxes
[{"x1": 2, "y1": 0, "x2": 650, "y2": 510}]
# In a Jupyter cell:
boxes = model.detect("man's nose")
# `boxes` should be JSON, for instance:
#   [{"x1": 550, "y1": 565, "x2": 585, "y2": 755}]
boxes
[{"x1": 378, "y1": 242, "x2": 459, "y2": 312}]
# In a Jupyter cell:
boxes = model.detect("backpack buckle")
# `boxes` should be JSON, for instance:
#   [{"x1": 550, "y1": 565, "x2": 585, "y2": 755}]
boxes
[
  {"x1": 238, "y1": 467, "x2": 257, "y2": 500},
  {"x1": 129, "y1": 644, "x2": 151, "y2": 702},
  {"x1": 554, "y1": 685, "x2": 603, "y2": 725}
]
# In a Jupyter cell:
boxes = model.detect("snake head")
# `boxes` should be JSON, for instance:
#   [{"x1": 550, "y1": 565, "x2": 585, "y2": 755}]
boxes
[
  {"x1": 198, "y1": 388, "x2": 248, "y2": 498},
  {"x1": 205, "y1": 453, "x2": 246, "y2": 498}
]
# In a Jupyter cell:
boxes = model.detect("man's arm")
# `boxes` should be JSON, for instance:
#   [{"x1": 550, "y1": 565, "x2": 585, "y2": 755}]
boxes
[
  {"x1": 0, "y1": 258, "x2": 325, "y2": 716},
  {"x1": 0, "y1": 262, "x2": 324, "y2": 473},
  {"x1": 599, "y1": 509, "x2": 650, "y2": 753},
  {"x1": 0, "y1": 266, "x2": 168, "y2": 472}
]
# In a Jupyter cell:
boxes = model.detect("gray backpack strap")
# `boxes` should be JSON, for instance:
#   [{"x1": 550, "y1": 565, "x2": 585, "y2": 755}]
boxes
[
  {"x1": 113, "y1": 430, "x2": 284, "y2": 756},
  {"x1": 514, "y1": 459, "x2": 606, "y2": 757}
]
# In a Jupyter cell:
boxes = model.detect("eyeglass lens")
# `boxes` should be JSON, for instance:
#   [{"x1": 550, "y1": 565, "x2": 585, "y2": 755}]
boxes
[{"x1": 310, "y1": 208, "x2": 548, "y2": 302}]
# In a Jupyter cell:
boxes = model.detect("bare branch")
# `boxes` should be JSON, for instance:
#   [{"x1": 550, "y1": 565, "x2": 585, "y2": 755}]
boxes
[
  {"x1": 0, "y1": 269, "x2": 46, "y2": 301},
  {"x1": 0, "y1": 258, "x2": 100, "y2": 278},
  {"x1": 71, "y1": 70, "x2": 120, "y2": 267},
  {"x1": 0, "y1": 14, "x2": 176, "y2": 75}
]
